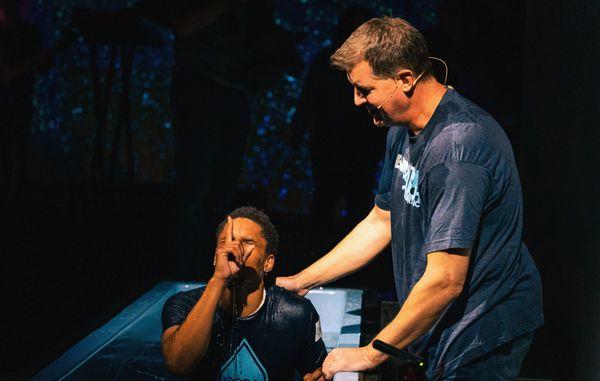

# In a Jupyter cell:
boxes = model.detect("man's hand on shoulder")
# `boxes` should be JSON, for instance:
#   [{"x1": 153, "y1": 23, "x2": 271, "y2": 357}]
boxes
[{"x1": 276, "y1": 274, "x2": 310, "y2": 296}]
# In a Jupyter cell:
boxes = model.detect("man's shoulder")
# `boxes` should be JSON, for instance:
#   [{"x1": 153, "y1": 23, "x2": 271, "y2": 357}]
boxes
[
  {"x1": 164, "y1": 286, "x2": 205, "y2": 308},
  {"x1": 427, "y1": 93, "x2": 512, "y2": 164},
  {"x1": 433, "y1": 119, "x2": 503, "y2": 151},
  {"x1": 267, "y1": 286, "x2": 317, "y2": 318},
  {"x1": 269, "y1": 285, "x2": 313, "y2": 306},
  {"x1": 161, "y1": 286, "x2": 206, "y2": 331},
  {"x1": 436, "y1": 90, "x2": 506, "y2": 140}
]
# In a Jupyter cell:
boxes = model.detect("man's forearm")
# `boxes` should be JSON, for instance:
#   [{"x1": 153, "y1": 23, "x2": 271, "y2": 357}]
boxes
[
  {"x1": 296, "y1": 206, "x2": 391, "y2": 289},
  {"x1": 162, "y1": 277, "x2": 226, "y2": 374},
  {"x1": 367, "y1": 251, "x2": 469, "y2": 363}
]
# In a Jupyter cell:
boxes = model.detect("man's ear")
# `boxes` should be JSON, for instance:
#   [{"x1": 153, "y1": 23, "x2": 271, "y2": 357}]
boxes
[
  {"x1": 397, "y1": 69, "x2": 417, "y2": 92},
  {"x1": 264, "y1": 254, "x2": 275, "y2": 273}
]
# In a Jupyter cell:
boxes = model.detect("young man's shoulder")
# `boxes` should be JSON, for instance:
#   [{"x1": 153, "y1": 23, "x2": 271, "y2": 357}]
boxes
[
  {"x1": 161, "y1": 286, "x2": 206, "y2": 332},
  {"x1": 268, "y1": 286, "x2": 317, "y2": 317},
  {"x1": 269, "y1": 285, "x2": 310, "y2": 302},
  {"x1": 164, "y1": 286, "x2": 205, "y2": 308},
  {"x1": 176, "y1": 285, "x2": 205, "y2": 298}
]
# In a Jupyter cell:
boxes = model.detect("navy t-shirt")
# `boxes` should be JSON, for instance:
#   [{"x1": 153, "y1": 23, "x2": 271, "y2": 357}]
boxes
[
  {"x1": 161, "y1": 286, "x2": 327, "y2": 380},
  {"x1": 376, "y1": 88, "x2": 543, "y2": 379}
]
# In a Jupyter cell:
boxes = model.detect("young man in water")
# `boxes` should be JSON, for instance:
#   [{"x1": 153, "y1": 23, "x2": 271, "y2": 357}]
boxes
[{"x1": 161, "y1": 206, "x2": 327, "y2": 380}]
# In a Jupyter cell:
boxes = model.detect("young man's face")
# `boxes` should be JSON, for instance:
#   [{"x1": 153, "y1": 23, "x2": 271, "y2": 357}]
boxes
[
  {"x1": 216, "y1": 217, "x2": 274, "y2": 281},
  {"x1": 347, "y1": 60, "x2": 410, "y2": 127}
]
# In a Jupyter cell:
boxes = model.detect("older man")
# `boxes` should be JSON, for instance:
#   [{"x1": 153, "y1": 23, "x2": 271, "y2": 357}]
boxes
[
  {"x1": 162, "y1": 206, "x2": 327, "y2": 380},
  {"x1": 278, "y1": 18, "x2": 543, "y2": 380}
]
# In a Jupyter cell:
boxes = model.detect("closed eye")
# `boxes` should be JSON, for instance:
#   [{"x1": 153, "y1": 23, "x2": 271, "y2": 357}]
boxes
[{"x1": 355, "y1": 85, "x2": 372, "y2": 97}]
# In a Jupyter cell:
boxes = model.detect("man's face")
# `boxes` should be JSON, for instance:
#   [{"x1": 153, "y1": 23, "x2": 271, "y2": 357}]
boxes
[
  {"x1": 217, "y1": 217, "x2": 273, "y2": 280},
  {"x1": 347, "y1": 60, "x2": 408, "y2": 127}
]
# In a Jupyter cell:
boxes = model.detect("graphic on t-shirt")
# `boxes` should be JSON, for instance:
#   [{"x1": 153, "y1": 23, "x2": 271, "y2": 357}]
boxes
[
  {"x1": 394, "y1": 154, "x2": 421, "y2": 207},
  {"x1": 220, "y1": 338, "x2": 268, "y2": 381}
]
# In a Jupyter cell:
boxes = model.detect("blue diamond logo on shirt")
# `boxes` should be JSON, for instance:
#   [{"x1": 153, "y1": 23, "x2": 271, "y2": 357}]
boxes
[{"x1": 220, "y1": 338, "x2": 268, "y2": 381}]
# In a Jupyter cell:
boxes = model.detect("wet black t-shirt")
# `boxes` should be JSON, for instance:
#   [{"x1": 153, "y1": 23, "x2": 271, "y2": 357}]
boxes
[{"x1": 162, "y1": 286, "x2": 327, "y2": 381}]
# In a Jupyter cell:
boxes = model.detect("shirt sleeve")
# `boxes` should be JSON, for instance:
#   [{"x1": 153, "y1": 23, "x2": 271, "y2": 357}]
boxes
[
  {"x1": 421, "y1": 161, "x2": 492, "y2": 254},
  {"x1": 295, "y1": 303, "x2": 327, "y2": 375},
  {"x1": 161, "y1": 288, "x2": 203, "y2": 332},
  {"x1": 375, "y1": 131, "x2": 396, "y2": 211}
]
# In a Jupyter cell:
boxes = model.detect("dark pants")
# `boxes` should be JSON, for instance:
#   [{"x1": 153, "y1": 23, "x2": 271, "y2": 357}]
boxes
[{"x1": 442, "y1": 332, "x2": 534, "y2": 380}]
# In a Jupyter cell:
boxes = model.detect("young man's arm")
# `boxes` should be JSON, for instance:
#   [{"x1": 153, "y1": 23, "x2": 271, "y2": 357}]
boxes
[
  {"x1": 277, "y1": 204, "x2": 391, "y2": 295},
  {"x1": 161, "y1": 217, "x2": 246, "y2": 375},
  {"x1": 296, "y1": 303, "x2": 328, "y2": 381},
  {"x1": 161, "y1": 278, "x2": 227, "y2": 375}
]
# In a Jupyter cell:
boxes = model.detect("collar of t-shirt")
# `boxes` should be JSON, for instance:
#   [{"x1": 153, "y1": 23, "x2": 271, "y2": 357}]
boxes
[{"x1": 238, "y1": 288, "x2": 267, "y2": 320}]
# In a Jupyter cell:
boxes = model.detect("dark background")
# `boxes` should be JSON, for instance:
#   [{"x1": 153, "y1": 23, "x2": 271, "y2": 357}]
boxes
[{"x1": 2, "y1": 0, "x2": 599, "y2": 380}]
